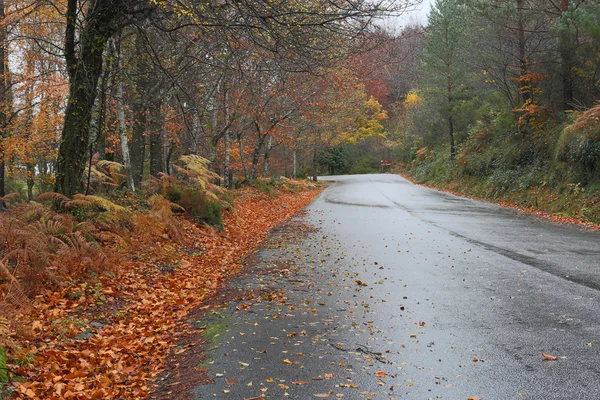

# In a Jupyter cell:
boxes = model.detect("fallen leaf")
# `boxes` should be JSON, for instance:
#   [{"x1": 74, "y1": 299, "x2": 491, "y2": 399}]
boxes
[
  {"x1": 374, "y1": 371, "x2": 387, "y2": 377},
  {"x1": 542, "y1": 352, "x2": 558, "y2": 361}
]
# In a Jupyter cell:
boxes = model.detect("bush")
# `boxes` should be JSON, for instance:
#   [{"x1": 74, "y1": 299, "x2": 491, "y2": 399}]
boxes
[
  {"x1": 165, "y1": 184, "x2": 223, "y2": 228},
  {"x1": 145, "y1": 155, "x2": 228, "y2": 229},
  {"x1": 349, "y1": 156, "x2": 380, "y2": 174},
  {"x1": 0, "y1": 199, "x2": 111, "y2": 298},
  {"x1": 248, "y1": 178, "x2": 274, "y2": 194},
  {"x1": 556, "y1": 104, "x2": 600, "y2": 183}
]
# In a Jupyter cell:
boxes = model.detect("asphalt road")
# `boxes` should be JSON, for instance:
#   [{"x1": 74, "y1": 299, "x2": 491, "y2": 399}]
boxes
[{"x1": 190, "y1": 174, "x2": 600, "y2": 400}]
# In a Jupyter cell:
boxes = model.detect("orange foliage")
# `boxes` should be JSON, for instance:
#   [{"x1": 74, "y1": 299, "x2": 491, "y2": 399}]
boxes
[{"x1": 8, "y1": 186, "x2": 322, "y2": 398}]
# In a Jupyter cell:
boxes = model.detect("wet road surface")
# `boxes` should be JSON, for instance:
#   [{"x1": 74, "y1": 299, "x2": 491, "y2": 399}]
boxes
[{"x1": 190, "y1": 174, "x2": 600, "y2": 399}]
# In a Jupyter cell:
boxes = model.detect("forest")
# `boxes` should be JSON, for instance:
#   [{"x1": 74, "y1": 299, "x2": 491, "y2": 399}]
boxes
[
  {"x1": 0, "y1": 0, "x2": 398, "y2": 201},
  {"x1": 0, "y1": 0, "x2": 599, "y2": 397},
  {"x1": 386, "y1": 0, "x2": 600, "y2": 223},
  {"x1": 0, "y1": 1, "x2": 598, "y2": 211}
]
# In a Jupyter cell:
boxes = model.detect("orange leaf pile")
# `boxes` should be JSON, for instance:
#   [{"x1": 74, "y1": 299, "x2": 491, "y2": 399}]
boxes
[{"x1": 10, "y1": 186, "x2": 323, "y2": 399}]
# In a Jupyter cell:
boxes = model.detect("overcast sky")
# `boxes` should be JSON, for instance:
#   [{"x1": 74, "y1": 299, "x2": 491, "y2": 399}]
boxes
[{"x1": 380, "y1": 0, "x2": 433, "y2": 31}]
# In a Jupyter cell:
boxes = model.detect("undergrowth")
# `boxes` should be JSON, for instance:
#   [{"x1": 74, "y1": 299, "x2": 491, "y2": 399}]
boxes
[
  {"x1": 0, "y1": 159, "x2": 321, "y2": 398},
  {"x1": 0, "y1": 155, "x2": 237, "y2": 389},
  {"x1": 405, "y1": 104, "x2": 600, "y2": 224}
]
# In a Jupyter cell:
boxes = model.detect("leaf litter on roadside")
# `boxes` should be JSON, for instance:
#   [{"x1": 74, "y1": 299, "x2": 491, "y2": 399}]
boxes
[{"x1": 10, "y1": 187, "x2": 323, "y2": 399}]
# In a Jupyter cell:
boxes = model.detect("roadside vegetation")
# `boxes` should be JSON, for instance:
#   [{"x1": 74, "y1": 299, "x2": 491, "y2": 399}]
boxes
[
  {"x1": 393, "y1": 0, "x2": 600, "y2": 226},
  {"x1": 0, "y1": 161, "x2": 321, "y2": 398},
  {"x1": 403, "y1": 103, "x2": 600, "y2": 225},
  {"x1": 1, "y1": 0, "x2": 599, "y2": 396},
  {"x1": 348, "y1": 0, "x2": 600, "y2": 226}
]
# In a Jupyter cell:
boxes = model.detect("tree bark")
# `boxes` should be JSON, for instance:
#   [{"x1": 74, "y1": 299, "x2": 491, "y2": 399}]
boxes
[
  {"x1": 209, "y1": 136, "x2": 218, "y2": 174},
  {"x1": 0, "y1": 0, "x2": 6, "y2": 201},
  {"x1": 116, "y1": 67, "x2": 134, "y2": 191},
  {"x1": 224, "y1": 130, "x2": 231, "y2": 188},
  {"x1": 262, "y1": 135, "x2": 273, "y2": 178},
  {"x1": 238, "y1": 133, "x2": 249, "y2": 180},
  {"x1": 516, "y1": 0, "x2": 530, "y2": 104},
  {"x1": 55, "y1": 0, "x2": 128, "y2": 196},
  {"x1": 55, "y1": 0, "x2": 151, "y2": 196},
  {"x1": 149, "y1": 104, "x2": 163, "y2": 178},
  {"x1": 249, "y1": 133, "x2": 265, "y2": 180},
  {"x1": 448, "y1": 115, "x2": 455, "y2": 160},
  {"x1": 26, "y1": 164, "x2": 35, "y2": 200},
  {"x1": 94, "y1": 42, "x2": 114, "y2": 159},
  {"x1": 293, "y1": 144, "x2": 297, "y2": 180},
  {"x1": 559, "y1": 0, "x2": 574, "y2": 111},
  {"x1": 191, "y1": 112, "x2": 200, "y2": 154},
  {"x1": 130, "y1": 35, "x2": 149, "y2": 187},
  {"x1": 312, "y1": 142, "x2": 318, "y2": 182},
  {"x1": 446, "y1": 61, "x2": 455, "y2": 160}
]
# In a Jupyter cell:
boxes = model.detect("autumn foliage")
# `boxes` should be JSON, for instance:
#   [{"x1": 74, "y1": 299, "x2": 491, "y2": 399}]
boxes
[{"x1": 0, "y1": 179, "x2": 321, "y2": 398}]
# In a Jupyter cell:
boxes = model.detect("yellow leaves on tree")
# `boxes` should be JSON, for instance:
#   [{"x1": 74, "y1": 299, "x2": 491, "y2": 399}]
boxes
[
  {"x1": 404, "y1": 90, "x2": 423, "y2": 110},
  {"x1": 307, "y1": 67, "x2": 389, "y2": 146}
]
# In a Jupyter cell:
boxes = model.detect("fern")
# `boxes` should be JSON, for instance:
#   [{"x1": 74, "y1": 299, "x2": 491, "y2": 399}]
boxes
[
  {"x1": 0, "y1": 345, "x2": 7, "y2": 385},
  {"x1": 178, "y1": 155, "x2": 220, "y2": 189},
  {"x1": 18, "y1": 201, "x2": 53, "y2": 222},
  {"x1": 36, "y1": 192, "x2": 70, "y2": 208},
  {"x1": 71, "y1": 194, "x2": 126, "y2": 212},
  {"x1": 0, "y1": 192, "x2": 21, "y2": 207},
  {"x1": 0, "y1": 260, "x2": 17, "y2": 285},
  {"x1": 148, "y1": 194, "x2": 184, "y2": 217},
  {"x1": 0, "y1": 200, "x2": 115, "y2": 296},
  {"x1": 570, "y1": 101, "x2": 600, "y2": 134},
  {"x1": 87, "y1": 159, "x2": 126, "y2": 191}
]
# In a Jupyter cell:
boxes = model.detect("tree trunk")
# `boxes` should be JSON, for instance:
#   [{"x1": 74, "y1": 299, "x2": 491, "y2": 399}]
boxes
[
  {"x1": 559, "y1": 0, "x2": 574, "y2": 111},
  {"x1": 447, "y1": 62, "x2": 455, "y2": 160},
  {"x1": 208, "y1": 77, "x2": 222, "y2": 172},
  {"x1": 312, "y1": 142, "x2": 318, "y2": 182},
  {"x1": 209, "y1": 138, "x2": 218, "y2": 173},
  {"x1": 116, "y1": 69, "x2": 134, "y2": 191},
  {"x1": 149, "y1": 104, "x2": 163, "y2": 178},
  {"x1": 293, "y1": 144, "x2": 297, "y2": 180},
  {"x1": 249, "y1": 119, "x2": 266, "y2": 180},
  {"x1": 0, "y1": 0, "x2": 6, "y2": 201},
  {"x1": 55, "y1": 0, "x2": 126, "y2": 196},
  {"x1": 130, "y1": 36, "x2": 148, "y2": 187},
  {"x1": 26, "y1": 164, "x2": 35, "y2": 200},
  {"x1": 94, "y1": 44, "x2": 113, "y2": 158},
  {"x1": 516, "y1": 0, "x2": 530, "y2": 104},
  {"x1": 448, "y1": 115, "x2": 455, "y2": 160},
  {"x1": 249, "y1": 134, "x2": 265, "y2": 180},
  {"x1": 262, "y1": 135, "x2": 272, "y2": 178},
  {"x1": 191, "y1": 112, "x2": 200, "y2": 154},
  {"x1": 163, "y1": 128, "x2": 171, "y2": 174},
  {"x1": 238, "y1": 133, "x2": 249, "y2": 180},
  {"x1": 224, "y1": 130, "x2": 231, "y2": 188}
]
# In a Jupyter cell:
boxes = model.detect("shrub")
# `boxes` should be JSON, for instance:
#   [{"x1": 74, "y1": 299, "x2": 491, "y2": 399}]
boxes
[
  {"x1": 0, "y1": 200, "x2": 111, "y2": 299},
  {"x1": 145, "y1": 155, "x2": 228, "y2": 229},
  {"x1": 248, "y1": 178, "x2": 274, "y2": 194},
  {"x1": 165, "y1": 184, "x2": 223, "y2": 228},
  {"x1": 349, "y1": 156, "x2": 380, "y2": 174},
  {"x1": 556, "y1": 103, "x2": 600, "y2": 183}
]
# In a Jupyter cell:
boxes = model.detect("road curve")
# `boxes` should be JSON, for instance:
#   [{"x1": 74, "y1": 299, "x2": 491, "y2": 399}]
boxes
[{"x1": 187, "y1": 174, "x2": 600, "y2": 400}]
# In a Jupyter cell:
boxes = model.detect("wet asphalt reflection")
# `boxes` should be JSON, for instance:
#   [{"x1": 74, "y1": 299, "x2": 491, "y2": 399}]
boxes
[{"x1": 192, "y1": 174, "x2": 600, "y2": 399}]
